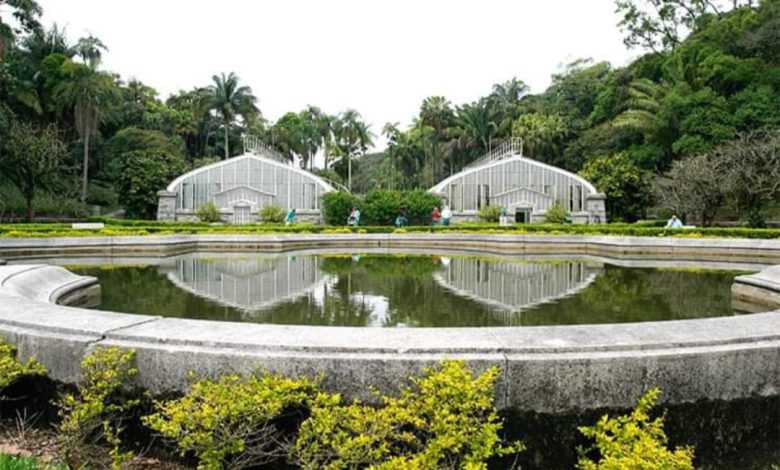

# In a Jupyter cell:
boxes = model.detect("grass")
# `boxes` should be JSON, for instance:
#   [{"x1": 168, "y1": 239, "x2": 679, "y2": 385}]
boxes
[{"x1": 0, "y1": 455, "x2": 72, "y2": 470}]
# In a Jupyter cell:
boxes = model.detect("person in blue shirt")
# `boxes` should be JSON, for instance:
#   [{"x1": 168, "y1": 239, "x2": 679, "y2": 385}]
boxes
[
  {"x1": 665, "y1": 215, "x2": 683, "y2": 229},
  {"x1": 348, "y1": 207, "x2": 361, "y2": 226},
  {"x1": 395, "y1": 212, "x2": 408, "y2": 227},
  {"x1": 285, "y1": 208, "x2": 296, "y2": 225}
]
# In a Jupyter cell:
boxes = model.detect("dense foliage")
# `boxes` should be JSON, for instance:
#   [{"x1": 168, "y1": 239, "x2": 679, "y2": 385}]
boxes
[
  {"x1": 577, "y1": 388, "x2": 694, "y2": 469},
  {"x1": 0, "y1": 340, "x2": 46, "y2": 389},
  {"x1": 293, "y1": 361, "x2": 523, "y2": 469},
  {"x1": 196, "y1": 201, "x2": 221, "y2": 223},
  {"x1": 57, "y1": 347, "x2": 139, "y2": 468},
  {"x1": 322, "y1": 190, "x2": 442, "y2": 226},
  {"x1": 0, "y1": 0, "x2": 778, "y2": 223},
  {"x1": 0, "y1": 340, "x2": 709, "y2": 470},
  {"x1": 259, "y1": 203, "x2": 286, "y2": 224},
  {"x1": 145, "y1": 372, "x2": 318, "y2": 469}
]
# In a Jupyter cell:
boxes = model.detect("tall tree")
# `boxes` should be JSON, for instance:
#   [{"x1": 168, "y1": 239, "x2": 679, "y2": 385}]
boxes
[
  {"x1": 333, "y1": 109, "x2": 373, "y2": 191},
  {"x1": 0, "y1": 120, "x2": 67, "y2": 220},
  {"x1": 511, "y1": 113, "x2": 568, "y2": 162},
  {"x1": 200, "y1": 72, "x2": 259, "y2": 160},
  {"x1": 455, "y1": 99, "x2": 499, "y2": 159},
  {"x1": 490, "y1": 78, "x2": 529, "y2": 136},
  {"x1": 615, "y1": 0, "x2": 753, "y2": 52},
  {"x1": 56, "y1": 60, "x2": 118, "y2": 202},
  {"x1": 74, "y1": 34, "x2": 107, "y2": 69},
  {"x1": 419, "y1": 96, "x2": 455, "y2": 181}
]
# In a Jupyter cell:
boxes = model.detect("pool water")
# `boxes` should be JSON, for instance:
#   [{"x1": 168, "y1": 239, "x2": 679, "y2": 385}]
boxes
[{"x1": 69, "y1": 253, "x2": 755, "y2": 327}]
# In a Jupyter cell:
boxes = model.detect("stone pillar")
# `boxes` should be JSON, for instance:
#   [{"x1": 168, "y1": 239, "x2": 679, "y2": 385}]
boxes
[
  {"x1": 586, "y1": 193, "x2": 607, "y2": 225},
  {"x1": 157, "y1": 190, "x2": 178, "y2": 221}
]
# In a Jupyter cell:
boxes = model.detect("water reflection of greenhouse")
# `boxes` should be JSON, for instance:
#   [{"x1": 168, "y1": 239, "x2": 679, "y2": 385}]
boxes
[
  {"x1": 164, "y1": 256, "x2": 331, "y2": 317},
  {"x1": 434, "y1": 258, "x2": 602, "y2": 323}
]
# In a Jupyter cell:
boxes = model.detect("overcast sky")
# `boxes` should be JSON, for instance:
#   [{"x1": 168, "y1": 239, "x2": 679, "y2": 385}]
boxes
[{"x1": 37, "y1": 0, "x2": 638, "y2": 135}]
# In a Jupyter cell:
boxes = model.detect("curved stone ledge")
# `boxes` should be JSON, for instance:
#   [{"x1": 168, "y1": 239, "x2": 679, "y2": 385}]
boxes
[
  {"x1": 0, "y1": 233, "x2": 779, "y2": 413},
  {"x1": 733, "y1": 265, "x2": 780, "y2": 309}
]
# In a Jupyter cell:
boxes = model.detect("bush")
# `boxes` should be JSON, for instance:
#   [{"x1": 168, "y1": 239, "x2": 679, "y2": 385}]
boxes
[
  {"x1": 577, "y1": 388, "x2": 694, "y2": 470},
  {"x1": 478, "y1": 205, "x2": 502, "y2": 223},
  {"x1": 144, "y1": 372, "x2": 318, "y2": 470},
  {"x1": 0, "y1": 341, "x2": 46, "y2": 390},
  {"x1": 322, "y1": 191, "x2": 361, "y2": 225},
  {"x1": 260, "y1": 203, "x2": 286, "y2": 224},
  {"x1": 196, "y1": 202, "x2": 221, "y2": 223},
  {"x1": 293, "y1": 360, "x2": 523, "y2": 469},
  {"x1": 361, "y1": 189, "x2": 442, "y2": 226},
  {"x1": 115, "y1": 150, "x2": 188, "y2": 220},
  {"x1": 545, "y1": 202, "x2": 571, "y2": 224},
  {"x1": 58, "y1": 347, "x2": 139, "y2": 468}
]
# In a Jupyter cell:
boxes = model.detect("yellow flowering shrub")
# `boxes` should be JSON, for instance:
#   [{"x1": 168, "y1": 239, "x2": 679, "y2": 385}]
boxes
[
  {"x1": 0, "y1": 341, "x2": 46, "y2": 389},
  {"x1": 143, "y1": 372, "x2": 318, "y2": 470},
  {"x1": 58, "y1": 347, "x2": 139, "y2": 468},
  {"x1": 293, "y1": 360, "x2": 523, "y2": 470},
  {"x1": 577, "y1": 388, "x2": 694, "y2": 470}
]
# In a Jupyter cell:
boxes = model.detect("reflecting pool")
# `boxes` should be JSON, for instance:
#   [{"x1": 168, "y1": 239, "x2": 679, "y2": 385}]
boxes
[{"x1": 69, "y1": 252, "x2": 757, "y2": 327}]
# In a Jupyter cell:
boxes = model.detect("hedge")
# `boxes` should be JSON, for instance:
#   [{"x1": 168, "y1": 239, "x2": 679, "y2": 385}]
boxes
[{"x1": 1, "y1": 219, "x2": 780, "y2": 239}]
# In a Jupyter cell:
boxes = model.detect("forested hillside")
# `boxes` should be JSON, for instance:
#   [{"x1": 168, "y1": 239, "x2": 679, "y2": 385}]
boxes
[{"x1": 1, "y1": 0, "x2": 778, "y2": 224}]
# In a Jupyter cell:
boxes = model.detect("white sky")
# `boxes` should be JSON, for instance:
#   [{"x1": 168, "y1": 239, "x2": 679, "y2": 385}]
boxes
[{"x1": 36, "y1": 0, "x2": 638, "y2": 138}]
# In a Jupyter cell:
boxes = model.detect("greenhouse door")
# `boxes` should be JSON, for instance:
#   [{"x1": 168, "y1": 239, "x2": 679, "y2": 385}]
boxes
[
  {"x1": 515, "y1": 208, "x2": 531, "y2": 224},
  {"x1": 234, "y1": 204, "x2": 250, "y2": 225}
]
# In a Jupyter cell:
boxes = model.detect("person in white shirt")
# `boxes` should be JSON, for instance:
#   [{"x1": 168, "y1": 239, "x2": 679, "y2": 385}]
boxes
[{"x1": 441, "y1": 206, "x2": 453, "y2": 227}]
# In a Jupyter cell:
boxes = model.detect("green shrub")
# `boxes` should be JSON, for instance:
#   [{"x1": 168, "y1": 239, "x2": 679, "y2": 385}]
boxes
[
  {"x1": 144, "y1": 372, "x2": 318, "y2": 470},
  {"x1": 196, "y1": 201, "x2": 221, "y2": 223},
  {"x1": 545, "y1": 202, "x2": 571, "y2": 224},
  {"x1": 0, "y1": 341, "x2": 46, "y2": 389},
  {"x1": 259, "y1": 203, "x2": 286, "y2": 224},
  {"x1": 293, "y1": 360, "x2": 523, "y2": 469},
  {"x1": 58, "y1": 347, "x2": 139, "y2": 468},
  {"x1": 577, "y1": 388, "x2": 694, "y2": 470},
  {"x1": 115, "y1": 149, "x2": 188, "y2": 220},
  {"x1": 361, "y1": 189, "x2": 442, "y2": 226},
  {"x1": 322, "y1": 191, "x2": 361, "y2": 225},
  {"x1": 478, "y1": 205, "x2": 502, "y2": 223},
  {"x1": 0, "y1": 455, "x2": 71, "y2": 470}
]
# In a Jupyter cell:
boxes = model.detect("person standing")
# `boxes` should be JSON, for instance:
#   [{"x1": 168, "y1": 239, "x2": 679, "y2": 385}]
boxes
[
  {"x1": 499, "y1": 206, "x2": 508, "y2": 226},
  {"x1": 285, "y1": 208, "x2": 296, "y2": 225},
  {"x1": 442, "y1": 205, "x2": 452, "y2": 227},
  {"x1": 431, "y1": 206, "x2": 441, "y2": 226},
  {"x1": 348, "y1": 207, "x2": 361, "y2": 227}
]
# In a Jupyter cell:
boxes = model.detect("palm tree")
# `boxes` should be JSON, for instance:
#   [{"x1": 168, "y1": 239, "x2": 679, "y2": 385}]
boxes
[
  {"x1": 299, "y1": 105, "x2": 334, "y2": 171},
  {"x1": 490, "y1": 78, "x2": 529, "y2": 136},
  {"x1": 334, "y1": 109, "x2": 373, "y2": 191},
  {"x1": 455, "y1": 99, "x2": 499, "y2": 160},
  {"x1": 511, "y1": 113, "x2": 568, "y2": 162},
  {"x1": 200, "y1": 72, "x2": 258, "y2": 160},
  {"x1": 56, "y1": 60, "x2": 118, "y2": 203},
  {"x1": 419, "y1": 96, "x2": 455, "y2": 180},
  {"x1": 74, "y1": 34, "x2": 107, "y2": 69},
  {"x1": 612, "y1": 78, "x2": 663, "y2": 133}
]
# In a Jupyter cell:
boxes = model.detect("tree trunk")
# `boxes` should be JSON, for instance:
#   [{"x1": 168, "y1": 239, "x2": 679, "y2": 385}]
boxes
[
  {"x1": 81, "y1": 133, "x2": 90, "y2": 203},
  {"x1": 26, "y1": 197, "x2": 33, "y2": 222},
  {"x1": 348, "y1": 156, "x2": 352, "y2": 192},
  {"x1": 224, "y1": 120, "x2": 229, "y2": 160}
]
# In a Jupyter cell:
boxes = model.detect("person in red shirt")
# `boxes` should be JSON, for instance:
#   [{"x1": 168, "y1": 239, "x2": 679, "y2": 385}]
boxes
[{"x1": 432, "y1": 207, "x2": 441, "y2": 226}]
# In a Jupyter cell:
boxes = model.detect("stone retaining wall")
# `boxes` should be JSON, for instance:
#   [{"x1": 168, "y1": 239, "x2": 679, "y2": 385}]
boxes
[{"x1": 0, "y1": 234, "x2": 778, "y2": 413}]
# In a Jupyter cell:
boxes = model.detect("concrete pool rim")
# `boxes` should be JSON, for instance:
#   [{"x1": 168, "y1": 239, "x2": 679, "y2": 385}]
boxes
[{"x1": 0, "y1": 233, "x2": 778, "y2": 413}]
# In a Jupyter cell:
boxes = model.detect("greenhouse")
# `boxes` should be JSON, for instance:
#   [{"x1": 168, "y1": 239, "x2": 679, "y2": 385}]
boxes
[
  {"x1": 157, "y1": 137, "x2": 337, "y2": 223},
  {"x1": 429, "y1": 139, "x2": 607, "y2": 224}
]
